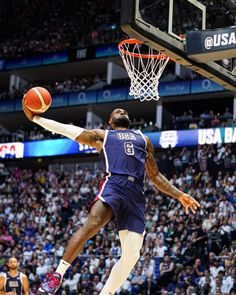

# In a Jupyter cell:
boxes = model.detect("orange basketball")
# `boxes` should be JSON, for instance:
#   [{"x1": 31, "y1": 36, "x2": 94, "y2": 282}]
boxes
[{"x1": 24, "y1": 87, "x2": 52, "y2": 114}]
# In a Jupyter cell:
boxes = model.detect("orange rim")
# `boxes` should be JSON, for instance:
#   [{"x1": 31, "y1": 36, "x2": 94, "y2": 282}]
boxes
[{"x1": 118, "y1": 38, "x2": 169, "y2": 60}]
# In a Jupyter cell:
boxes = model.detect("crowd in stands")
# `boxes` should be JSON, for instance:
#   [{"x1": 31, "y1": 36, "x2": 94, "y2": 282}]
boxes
[
  {"x1": 0, "y1": 143, "x2": 235, "y2": 294},
  {"x1": 0, "y1": 1, "x2": 235, "y2": 59},
  {"x1": 0, "y1": 75, "x2": 106, "y2": 101},
  {"x1": 0, "y1": 0, "x2": 122, "y2": 59},
  {"x1": 171, "y1": 108, "x2": 235, "y2": 130}
]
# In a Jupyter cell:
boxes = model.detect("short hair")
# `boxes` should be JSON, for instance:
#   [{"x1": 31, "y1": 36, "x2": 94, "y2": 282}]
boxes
[{"x1": 7, "y1": 257, "x2": 18, "y2": 263}]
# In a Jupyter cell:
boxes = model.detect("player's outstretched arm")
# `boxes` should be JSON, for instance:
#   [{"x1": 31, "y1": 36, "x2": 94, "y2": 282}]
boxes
[
  {"x1": 144, "y1": 136, "x2": 200, "y2": 214},
  {"x1": 22, "y1": 98, "x2": 105, "y2": 151}
]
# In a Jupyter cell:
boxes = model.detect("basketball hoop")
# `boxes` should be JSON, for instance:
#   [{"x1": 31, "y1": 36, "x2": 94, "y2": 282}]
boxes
[{"x1": 118, "y1": 39, "x2": 169, "y2": 101}]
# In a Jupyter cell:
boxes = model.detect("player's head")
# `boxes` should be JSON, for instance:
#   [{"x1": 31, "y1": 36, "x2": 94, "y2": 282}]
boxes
[
  {"x1": 7, "y1": 257, "x2": 18, "y2": 270},
  {"x1": 109, "y1": 108, "x2": 131, "y2": 129}
]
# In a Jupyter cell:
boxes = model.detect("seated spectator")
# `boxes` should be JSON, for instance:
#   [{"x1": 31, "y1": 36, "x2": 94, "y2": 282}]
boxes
[
  {"x1": 192, "y1": 258, "x2": 204, "y2": 283},
  {"x1": 62, "y1": 272, "x2": 80, "y2": 293},
  {"x1": 198, "y1": 269, "x2": 214, "y2": 294},
  {"x1": 105, "y1": 251, "x2": 117, "y2": 269},
  {"x1": 189, "y1": 120, "x2": 198, "y2": 129},
  {"x1": 210, "y1": 259, "x2": 225, "y2": 279},
  {"x1": 177, "y1": 266, "x2": 194, "y2": 289},
  {"x1": 210, "y1": 275, "x2": 225, "y2": 295},
  {"x1": 117, "y1": 277, "x2": 132, "y2": 294},
  {"x1": 154, "y1": 240, "x2": 168, "y2": 258},
  {"x1": 130, "y1": 267, "x2": 147, "y2": 294},
  {"x1": 223, "y1": 107, "x2": 233, "y2": 119},
  {"x1": 159, "y1": 254, "x2": 175, "y2": 288},
  {"x1": 36, "y1": 258, "x2": 48, "y2": 277},
  {"x1": 92, "y1": 275, "x2": 104, "y2": 293},
  {"x1": 211, "y1": 115, "x2": 221, "y2": 127}
]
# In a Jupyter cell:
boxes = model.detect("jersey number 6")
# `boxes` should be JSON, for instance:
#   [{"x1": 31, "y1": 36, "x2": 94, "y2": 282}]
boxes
[{"x1": 124, "y1": 142, "x2": 134, "y2": 155}]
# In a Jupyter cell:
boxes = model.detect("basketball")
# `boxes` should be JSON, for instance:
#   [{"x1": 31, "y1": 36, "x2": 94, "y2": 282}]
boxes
[{"x1": 24, "y1": 87, "x2": 52, "y2": 114}]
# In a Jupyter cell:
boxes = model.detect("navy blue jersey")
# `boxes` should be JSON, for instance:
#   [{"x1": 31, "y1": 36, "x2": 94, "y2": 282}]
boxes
[
  {"x1": 3, "y1": 272, "x2": 23, "y2": 295},
  {"x1": 100, "y1": 129, "x2": 147, "y2": 182}
]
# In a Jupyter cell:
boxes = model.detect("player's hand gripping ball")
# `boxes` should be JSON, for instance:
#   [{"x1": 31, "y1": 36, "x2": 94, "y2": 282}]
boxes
[{"x1": 24, "y1": 87, "x2": 52, "y2": 114}]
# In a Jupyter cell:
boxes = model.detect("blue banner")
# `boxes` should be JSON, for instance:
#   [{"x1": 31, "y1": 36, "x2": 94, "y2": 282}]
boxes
[
  {"x1": 147, "y1": 127, "x2": 236, "y2": 148},
  {"x1": 15, "y1": 99, "x2": 23, "y2": 112},
  {"x1": 24, "y1": 138, "x2": 96, "y2": 157},
  {"x1": 191, "y1": 79, "x2": 224, "y2": 93},
  {"x1": 50, "y1": 94, "x2": 68, "y2": 108},
  {"x1": 69, "y1": 91, "x2": 97, "y2": 105},
  {"x1": 127, "y1": 90, "x2": 136, "y2": 100},
  {"x1": 95, "y1": 44, "x2": 119, "y2": 58},
  {"x1": 42, "y1": 51, "x2": 68, "y2": 65},
  {"x1": 97, "y1": 87, "x2": 127, "y2": 103},
  {"x1": 147, "y1": 130, "x2": 198, "y2": 148},
  {"x1": 0, "y1": 101, "x2": 15, "y2": 113},
  {"x1": 5, "y1": 56, "x2": 42, "y2": 70},
  {"x1": 159, "y1": 81, "x2": 190, "y2": 96}
]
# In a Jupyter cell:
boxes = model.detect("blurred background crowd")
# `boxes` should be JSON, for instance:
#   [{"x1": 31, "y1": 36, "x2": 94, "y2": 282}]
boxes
[
  {"x1": 0, "y1": 0, "x2": 235, "y2": 59},
  {"x1": 0, "y1": 0, "x2": 122, "y2": 59},
  {"x1": 0, "y1": 144, "x2": 235, "y2": 295}
]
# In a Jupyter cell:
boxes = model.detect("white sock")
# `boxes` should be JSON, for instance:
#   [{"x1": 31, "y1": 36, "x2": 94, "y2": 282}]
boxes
[
  {"x1": 100, "y1": 230, "x2": 144, "y2": 295},
  {"x1": 55, "y1": 259, "x2": 71, "y2": 278}
]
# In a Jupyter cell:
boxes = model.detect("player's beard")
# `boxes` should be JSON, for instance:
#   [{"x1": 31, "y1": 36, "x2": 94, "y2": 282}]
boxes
[{"x1": 113, "y1": 116, "x2": 131, "y2": 128}]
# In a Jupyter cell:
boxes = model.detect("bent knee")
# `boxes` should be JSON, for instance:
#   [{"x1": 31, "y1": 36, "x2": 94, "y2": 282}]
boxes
[
  {"x1": 86, "y1": 211, "x2": 109, "y2": 231},
  {"x1": 121, "y1": 250, "x2": 140, "y2": 265}
]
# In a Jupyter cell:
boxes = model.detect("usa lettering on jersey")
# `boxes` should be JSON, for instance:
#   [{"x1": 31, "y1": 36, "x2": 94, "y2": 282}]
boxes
[
  {"x1": 9, "y1": 281, "x2": 19, "y2": 288},
  {"x1": 117, "y1": 133, "x2": 137, "y2": 140}
]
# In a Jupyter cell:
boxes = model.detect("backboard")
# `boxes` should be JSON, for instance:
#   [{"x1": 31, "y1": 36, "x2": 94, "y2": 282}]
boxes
[{"x1": 121, "y1": 0, "x2": 236, "y2": 92}]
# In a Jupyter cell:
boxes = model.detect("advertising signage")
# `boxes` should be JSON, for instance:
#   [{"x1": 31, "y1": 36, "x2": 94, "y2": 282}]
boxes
[
  {"x1": 147, "y1": 127, "x2": 236, "y2": 149},
  {"x1": 1, "y1": 127, "x2": 236, "y2": 159}
]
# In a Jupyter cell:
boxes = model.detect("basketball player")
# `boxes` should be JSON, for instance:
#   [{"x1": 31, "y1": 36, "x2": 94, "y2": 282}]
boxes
[
  {"x1": 22, "y1": 101, "x2": 200, "y2": 295},
  {"x1": 0, "y1": 257, "x2": 29, "y2": 295}
]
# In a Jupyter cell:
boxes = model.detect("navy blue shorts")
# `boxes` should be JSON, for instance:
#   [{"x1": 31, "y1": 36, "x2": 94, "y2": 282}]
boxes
[{"x1": 90, "y1": 174, "x2": 145, "y2": 234}]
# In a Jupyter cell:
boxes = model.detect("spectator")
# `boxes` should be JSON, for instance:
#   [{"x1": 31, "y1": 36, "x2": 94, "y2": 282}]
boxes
[
  {"x1": 154, "y1": 239, "x2": 168, "y2": 258},
  {"x1": 130, "y1": 267, "x2": 147, "y2": 294},
  {"x1": 159, "y1": 254, "x2": 175, "y2": 287}
]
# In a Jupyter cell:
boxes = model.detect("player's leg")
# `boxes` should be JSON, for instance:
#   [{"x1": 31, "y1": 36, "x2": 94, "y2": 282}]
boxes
[
  {"x1": 37, "y1": 200, "x2": 113, "y2": 295},
  {"x1": 61, "y1": 200, "x2": 113, "y2": 264},
  {"x1": 100, "y1": 230, "x2": 144, "y2": 295}
]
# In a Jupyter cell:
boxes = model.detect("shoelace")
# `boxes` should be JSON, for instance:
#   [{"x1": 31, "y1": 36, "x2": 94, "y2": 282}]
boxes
[{"x1": 47, "y1": 273, "x2": 61, "y2": 289}]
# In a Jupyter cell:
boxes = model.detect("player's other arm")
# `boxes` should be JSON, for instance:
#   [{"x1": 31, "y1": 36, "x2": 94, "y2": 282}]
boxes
[
  {"x1": 22, "y1": 99, "x2": 105, "y2": 151},
  {"x1": 22, "y1": 274, "x2": 29, "y2": 295},
  {"x1": 144, "y1": 136, "x2": 200, "y2": 214}
]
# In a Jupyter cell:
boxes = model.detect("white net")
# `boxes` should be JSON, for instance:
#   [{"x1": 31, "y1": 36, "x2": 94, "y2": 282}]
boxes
[{"x1": 119, "y1": 40, "x2": 169, "y2": 101}]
